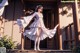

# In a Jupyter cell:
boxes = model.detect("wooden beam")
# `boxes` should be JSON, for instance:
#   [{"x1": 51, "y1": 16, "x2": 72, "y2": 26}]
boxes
[
  {"x1": 75, "y1": 0, "x2": 80, "y2": 41},
  {"x1": 72, "y1": 0, "x2": 80, "y2": 46},
  {"x1": 57, "y1": 1, "x2": 63, "y2": 50},
  {"x1": 75, "y1": 0, "x2": 80, "y2": 29},
  {"x1": 59, "y1": 33, "x2": 63, "y2": 50},
  {"x1": 21, "y1": 33, "x2": 24, "y2": 50},
  {"x1": 75, "y1": 0, "x2": 80, "y2": 44},
  {"x1": 61, "y1": 1, "x2": 80, "y2": 3}
]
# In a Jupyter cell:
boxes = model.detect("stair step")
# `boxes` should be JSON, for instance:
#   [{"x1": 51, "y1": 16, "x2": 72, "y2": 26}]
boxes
[{"x1": 7, "y1": 50, "x2": 72, "y2": 53}]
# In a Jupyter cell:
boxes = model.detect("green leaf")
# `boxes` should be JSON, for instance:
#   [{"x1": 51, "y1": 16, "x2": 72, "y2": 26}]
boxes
[{"x1": 0, "y1": 35, "x2": 16, "y2": 49}]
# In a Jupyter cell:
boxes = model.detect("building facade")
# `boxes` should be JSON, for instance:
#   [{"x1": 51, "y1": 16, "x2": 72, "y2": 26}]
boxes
[{"x1": 0, "y1": 0, "x2": 80, "y2": 50}]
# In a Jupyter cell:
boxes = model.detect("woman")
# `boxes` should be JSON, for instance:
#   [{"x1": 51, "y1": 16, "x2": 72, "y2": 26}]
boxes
[{"x1": 17, "y1": 5, "x2": 59, "y2": 50}]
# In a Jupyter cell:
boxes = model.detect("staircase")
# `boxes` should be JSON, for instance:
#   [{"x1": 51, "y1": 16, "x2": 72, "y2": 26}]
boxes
[{"x1": 7, "y1": 50, "x2": 72, "y2": 53}]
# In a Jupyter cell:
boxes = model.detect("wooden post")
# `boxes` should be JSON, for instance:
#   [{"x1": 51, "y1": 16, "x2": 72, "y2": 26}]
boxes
[
  {"x1": 58, "y1": 29, "x2": 63, "y2": 50},
  {"x1": 57, "y1": 18, "x2": 63, "y2": 50},
  {"x1": 21, "y1": 0, "x2": 25, "y2": 50},
  {"x1": 72, "y1": 0, "x2": 80, "y2": 46},
  {"x1": 57, "y1": 0, "x2": 63, "y2": 50},
  {"x1": 75, "y1": 0, "x2": 80, "y2": 41},
  {"x1": 21, "y1": 33, "x2": 24, "y2": 50}
]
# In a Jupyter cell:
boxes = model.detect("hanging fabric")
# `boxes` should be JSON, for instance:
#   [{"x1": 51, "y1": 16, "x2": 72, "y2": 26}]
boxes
[{"x1": 0, "y1": 0, "x2": 8, "y2": 16}]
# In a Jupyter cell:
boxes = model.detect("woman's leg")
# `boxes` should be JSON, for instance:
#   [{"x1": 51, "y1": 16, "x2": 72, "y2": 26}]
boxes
[
  {"x1": 37, "y1": 37, "x2": 40, "y2": 50},
  {"x1": 34, "y1": 28, "x2": 39, "y2": 50},
  {"x1": 34, "y1": 37, "x2": 38, "y2": 50},
  {"x1": 37, "y1": 28, "x2": 42, "y2": 50},
  {"x1": 34, "y1": 27, "x2": 41, "y2": 50}
]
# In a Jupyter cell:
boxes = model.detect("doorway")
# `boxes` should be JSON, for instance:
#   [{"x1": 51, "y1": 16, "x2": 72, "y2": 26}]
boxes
[{"x1": 23, "y1": 1, "x2": 59, "y2": 49}]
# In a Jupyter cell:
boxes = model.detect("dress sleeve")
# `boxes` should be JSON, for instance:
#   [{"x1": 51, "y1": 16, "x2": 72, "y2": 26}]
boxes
[
  {"x1": 17, "y1": 19, "x2": 23, "y2": 31},
  {"x1": 31, "y1": 12, "x2": 37, "y2": 17},
  {"x1": 23, "y1": 12, "x2": 36, "y2": 27}
]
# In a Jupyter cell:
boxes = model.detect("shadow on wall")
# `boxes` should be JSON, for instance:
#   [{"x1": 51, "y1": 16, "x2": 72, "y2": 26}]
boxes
[{"x1": 59, "y1": 4, "x2": 73, "y2": 17}]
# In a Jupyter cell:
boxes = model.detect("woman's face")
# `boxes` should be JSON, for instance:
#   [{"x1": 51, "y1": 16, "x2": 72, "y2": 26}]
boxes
[{"x1": 38, "y1": 7, "x2": 43, "y2": 13}]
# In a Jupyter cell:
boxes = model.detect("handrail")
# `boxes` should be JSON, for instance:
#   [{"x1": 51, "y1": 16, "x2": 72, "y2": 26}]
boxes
[
  {"x1": 65, "y1": 23, "x2": 74, "y2": 29},
  {"x1": 63, "y1": 23, "x2": 74, "y2": 49}
]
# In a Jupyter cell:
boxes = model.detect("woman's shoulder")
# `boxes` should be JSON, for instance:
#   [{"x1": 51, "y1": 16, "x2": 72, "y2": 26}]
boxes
[
  {"x1": 33, "y1": 12, "x2": 43, "y2": 17},
  {"x1": 31, "y1": 12, "x2": 37, "y2": 15},
  {"x1": 34, "y1": 12, "x2": 42, "y2": 14},
  {"x1": 34, "y1": 12, "x2": 38, "y2": 14}
]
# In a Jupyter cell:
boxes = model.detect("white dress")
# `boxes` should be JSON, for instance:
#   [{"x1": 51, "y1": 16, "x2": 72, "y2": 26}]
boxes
[{"x1": 17, "y1": 12, "x2": 58, "y2": 41}]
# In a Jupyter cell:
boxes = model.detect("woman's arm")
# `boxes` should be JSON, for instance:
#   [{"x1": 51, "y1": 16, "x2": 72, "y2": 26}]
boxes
[
  {"x1": 31, "y1": 12, "x2": 37, "y2": 17},
  {"x1": 17, "y1": 12, "x2": 37, "y2": 33},
  {"x1": 23, "y1": 12, "x2": 37, "y2": 27},
  {"x1": 55, "y1": 24, "x2": 59, "y2": 29}
]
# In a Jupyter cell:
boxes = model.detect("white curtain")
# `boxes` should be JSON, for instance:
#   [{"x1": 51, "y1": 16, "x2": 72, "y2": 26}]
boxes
[{"x1": 0, "y1": 0, "x2": 8, "y2": 16}]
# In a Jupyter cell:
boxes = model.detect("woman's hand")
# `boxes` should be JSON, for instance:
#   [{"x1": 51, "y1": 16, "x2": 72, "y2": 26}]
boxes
[
  {"x1": 55, "y1": 24, "x2": 59, "y2": 29},
  {"x1": 19, "y1": 28, "x2": 24, "y2": 33}
]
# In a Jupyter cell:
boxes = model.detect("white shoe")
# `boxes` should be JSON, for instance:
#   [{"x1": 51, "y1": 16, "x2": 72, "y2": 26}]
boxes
[{"x1": 34, "y1": 48, "x2": 37, "y2": 50}]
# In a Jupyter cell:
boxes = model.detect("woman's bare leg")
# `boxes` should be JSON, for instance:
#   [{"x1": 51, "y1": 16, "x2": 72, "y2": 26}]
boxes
[
  {"x1": 37, "y1": 37, "x2": 40, "y2": 50},
  {"x1": 37, "y1": 28, "x2": 41, "y2": 50},
  {"x1": 34, "y1": 37, "x2": 38, "y2": 50},
  {"x1": 34, "y1": 28, "x2": 41, "y2": 50},
  {"x1": 34, "y1": 28, "x2": 39, "y2": 50}
]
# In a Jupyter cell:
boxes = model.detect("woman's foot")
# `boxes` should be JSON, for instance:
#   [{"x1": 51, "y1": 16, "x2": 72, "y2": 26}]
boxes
[
  {"x1": 34, "y1": 48, "x2": 37, "y2": 50},
  {"x1": 37, "y1": 47, "x2": 40, "y2": 51}
]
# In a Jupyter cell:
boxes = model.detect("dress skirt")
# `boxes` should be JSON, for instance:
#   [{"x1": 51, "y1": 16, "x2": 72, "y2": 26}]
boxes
[
  {"x1": 23, "y1": 17, "x2": 58, "y2": 41},
  {"x1": 23, "y1": 26, "x2": 58, "y2": 41}
]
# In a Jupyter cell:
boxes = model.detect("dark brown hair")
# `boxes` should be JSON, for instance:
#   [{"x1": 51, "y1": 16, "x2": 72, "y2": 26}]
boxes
[{"x1": 35, "y1": 5, "x2": 43, "y2": 12}]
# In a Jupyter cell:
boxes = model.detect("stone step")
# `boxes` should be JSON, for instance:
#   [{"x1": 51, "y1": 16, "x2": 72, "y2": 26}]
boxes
[{"x1": 7, "y1": 50, "x2": 72, "y2": 53}]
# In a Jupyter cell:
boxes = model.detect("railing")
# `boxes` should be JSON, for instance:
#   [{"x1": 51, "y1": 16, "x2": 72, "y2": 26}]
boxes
[{"x1": 63, "y1": 23, "x2": 75, "y2": 49}]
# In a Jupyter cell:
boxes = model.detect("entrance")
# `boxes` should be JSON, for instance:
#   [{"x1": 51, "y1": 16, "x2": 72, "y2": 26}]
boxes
[
  {"x1": 23, "y1": 1, "x2": 59, "y2": 49},
  {"x1": 31, "y1": 9, "x2": 54, "y2": 49}
]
